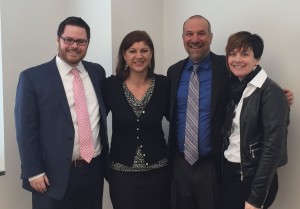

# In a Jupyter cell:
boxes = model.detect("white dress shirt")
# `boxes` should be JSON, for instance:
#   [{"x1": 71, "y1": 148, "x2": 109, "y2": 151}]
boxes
[
  {"x1": 56, "y1": 56, "x2": 101, "y2": 160},
  {"x1": 224, "y1": 69, "x2": 268, "y2": 163}
]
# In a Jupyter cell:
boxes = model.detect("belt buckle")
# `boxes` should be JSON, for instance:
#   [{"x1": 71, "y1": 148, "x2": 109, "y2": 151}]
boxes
[{"x1": 74, "y1": 159, "x2": 83, "y2": 168}]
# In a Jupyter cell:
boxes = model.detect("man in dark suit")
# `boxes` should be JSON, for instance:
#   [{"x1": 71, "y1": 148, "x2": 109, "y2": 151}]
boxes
[
  {"x1": 167, "y1": 15, "x2": 233, "y2": 209},
  {"x1": 14, "y1": 16, "x2": 109, "y2": 209}
]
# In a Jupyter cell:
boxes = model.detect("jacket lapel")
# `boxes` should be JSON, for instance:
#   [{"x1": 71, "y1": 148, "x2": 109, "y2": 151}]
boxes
[
  {"x1": 84, "y1": 64, "x2": 107, "y2": 121},
  {"x1": 169, "y1": 58, "x2": 188, "y2": 122},
  {"x1": 47, "y1": 58, "x2": 73, "y2": 124},
  {"x1": 210, "y1": 53, "x2": 227, "y2": 116}
]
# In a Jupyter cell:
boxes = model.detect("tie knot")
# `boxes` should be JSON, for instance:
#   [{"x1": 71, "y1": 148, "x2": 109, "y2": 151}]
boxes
[
  {"x1": 71, "y1": 68, "x2": 80, "y2": 77},
  {"x1": 193, "y1": 64, "x2": 199, "y2": 72}
]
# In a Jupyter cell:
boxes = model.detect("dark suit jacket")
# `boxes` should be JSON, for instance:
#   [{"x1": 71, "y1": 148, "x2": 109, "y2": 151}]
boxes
[
  {"x1": 167, "y1": 52, "x2": 232, "y2": 179},
  {"x1": 14, "y1": 57, "x2": 109, "y2": 200}
]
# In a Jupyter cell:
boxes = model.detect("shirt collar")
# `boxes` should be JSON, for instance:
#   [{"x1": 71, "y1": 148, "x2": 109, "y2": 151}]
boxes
[
  {"x1": 249, "y1": 68, "x2": 268, "y2": 88},
  {"x1": 56, "y1": 55, "x2": 85, "y2": 76},
  {"x1": 186, "y1": 53, "x2": 212, "y2": 71}
]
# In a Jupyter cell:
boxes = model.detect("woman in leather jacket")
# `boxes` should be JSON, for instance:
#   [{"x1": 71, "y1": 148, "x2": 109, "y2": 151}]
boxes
[{"x1": 221, "y1": 31, "x2": 290, "y2": 209}]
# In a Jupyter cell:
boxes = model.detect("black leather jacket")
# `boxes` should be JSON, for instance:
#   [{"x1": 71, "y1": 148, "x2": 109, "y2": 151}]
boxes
[{"x1": 237, "y1": 77, "x2": 290, "y2": 207}]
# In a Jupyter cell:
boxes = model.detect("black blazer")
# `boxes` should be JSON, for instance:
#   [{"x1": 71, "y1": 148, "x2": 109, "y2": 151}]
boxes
[
  {"x1": 103, "y1": 74, "x2": 169, "y2": 166},
  {"x1": 14, "y1": 57, "x2": 109, "y2": 200},
  {"x1": 167, "y1": 52, "x2": 232, "y2": 177}
]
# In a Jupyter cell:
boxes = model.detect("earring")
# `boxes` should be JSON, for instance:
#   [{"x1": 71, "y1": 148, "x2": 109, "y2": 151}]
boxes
[{"x1": 125, "y1": 63, "x2": 128, "y2": 71}]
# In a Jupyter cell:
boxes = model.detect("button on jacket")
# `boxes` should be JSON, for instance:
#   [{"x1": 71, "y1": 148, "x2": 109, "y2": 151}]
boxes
[{"x1": 103, "y1": 74, "x2": 169, "y2": 166}]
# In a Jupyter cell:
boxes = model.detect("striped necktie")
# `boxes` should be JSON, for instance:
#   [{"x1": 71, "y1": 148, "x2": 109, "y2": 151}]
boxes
[{"x1": 184, "y1": 64, "x2": 199, "y2": 165}]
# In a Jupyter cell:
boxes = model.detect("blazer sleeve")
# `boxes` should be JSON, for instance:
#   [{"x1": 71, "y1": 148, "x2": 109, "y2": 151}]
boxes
[{"x1": 15, "y1": 71, "x2": 45, "y2": 179}]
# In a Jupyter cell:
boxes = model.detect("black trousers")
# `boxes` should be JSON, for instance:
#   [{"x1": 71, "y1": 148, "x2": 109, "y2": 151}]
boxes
[
  {"x1": 171, "y1": 153, "x2": 221, "y2": 209},
  {"x1": 109, "y1": 166, "x2": 171, "y2": 209},
  {"x1": 221, "y1": 160, "x2": 278, "y2": 209},
  {"x1": 32, "y1": 155, "x2": 104, "y2": 209}
]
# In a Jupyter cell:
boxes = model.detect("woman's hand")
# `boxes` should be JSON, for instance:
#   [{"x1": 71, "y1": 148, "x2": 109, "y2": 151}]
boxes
[{"x1": 245, "y1": 201, "x2": 260, "y2": 209}]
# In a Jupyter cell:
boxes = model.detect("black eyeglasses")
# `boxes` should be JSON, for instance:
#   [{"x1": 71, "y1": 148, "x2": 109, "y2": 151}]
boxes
[{"x1": 60, "y1": 37, "x2": 88, "y2": 46}]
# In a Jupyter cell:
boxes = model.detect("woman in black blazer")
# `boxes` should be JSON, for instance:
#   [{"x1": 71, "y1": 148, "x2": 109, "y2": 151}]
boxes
[{"x1": 103, "y1": 30, "x2": 170, "y2": 209}]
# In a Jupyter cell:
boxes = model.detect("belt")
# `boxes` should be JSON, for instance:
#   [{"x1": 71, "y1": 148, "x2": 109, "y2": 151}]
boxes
[
  {"x1": 71, "y1": 159, "x2": 89, "y2": 167},
  {"x1": 71, "y1": 155, "x2": 100, "y2": 168}
]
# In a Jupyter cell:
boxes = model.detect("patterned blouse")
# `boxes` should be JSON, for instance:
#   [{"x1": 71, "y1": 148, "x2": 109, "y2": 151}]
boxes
[{"x1": 111, "y1": 77, "x2": 168, "y2": 172}]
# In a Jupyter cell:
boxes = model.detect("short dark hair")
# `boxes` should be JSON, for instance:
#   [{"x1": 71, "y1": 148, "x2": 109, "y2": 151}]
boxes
[
  {"x1": 226, "y1": 31, "x2": 264, "y2": 60},
  {"x1": 57, "y1": 16, "x2": 90, "y2": 40},
  {"x1": 116, "y1": 30, "x2": 155, "y2": 80}
]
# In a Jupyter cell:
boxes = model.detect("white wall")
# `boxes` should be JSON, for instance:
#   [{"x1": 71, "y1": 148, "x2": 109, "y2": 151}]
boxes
[
  {"x1": 0, "y1": 1, "x2": 5, "y2": 175},
  {"x1": 1, "y1": 0, "x2": 299, "y2": 208},
  {"x1": 0, "y1": 0, "x2": 112, "y2": 208},
  {"x1": 162, "y1": 0, "x2": 300, "y2": 208},
  {"x1": 111, "y1": 0, "x2": 163, "y2": 75}
]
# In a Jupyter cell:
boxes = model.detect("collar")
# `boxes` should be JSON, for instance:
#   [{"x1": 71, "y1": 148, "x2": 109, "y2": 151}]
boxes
[
  {"x1": 249, "y1": 68, "x2": 268, "y2": 88},
  {"x1": 56, "y1": 55, "x2": 85, "y2": 76},
  {"x1": 186, "y1": 53, "x2": 212, "y2": 71}
]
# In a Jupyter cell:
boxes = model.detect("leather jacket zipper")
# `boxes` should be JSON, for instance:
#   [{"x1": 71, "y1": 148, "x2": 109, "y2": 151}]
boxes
[
  {"x1": 261, "y1": 189, "x2": 269, "y2": 208},
  {"x1": 251, "y1": 148, "x2": 261, "y2": 158},
  {"x1": 240, "y1": 163, "x2": 244, "y2": 181},
  {"x1": 240, "y1": 139, "x2": 244, "y2": 181},
  {"x1": 249, "y1": 141, "x2": 262, "y2": 159}
]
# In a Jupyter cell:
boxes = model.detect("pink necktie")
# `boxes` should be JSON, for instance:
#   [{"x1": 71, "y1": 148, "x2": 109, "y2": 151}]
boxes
[{"x1": 71, "y1": 68, "x2": 94, "y2": 163}]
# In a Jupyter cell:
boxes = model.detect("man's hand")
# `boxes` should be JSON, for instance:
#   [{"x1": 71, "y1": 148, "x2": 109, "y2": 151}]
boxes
[
  {"x1": 29, "y1": 174, "x2": 50, "y2": 193},
  {"x1": 284, "y1": 88, "x2": 294, "y2": 106},
  {"x1": 245, "y1": 201, "x2": 260, "y2": 209}
]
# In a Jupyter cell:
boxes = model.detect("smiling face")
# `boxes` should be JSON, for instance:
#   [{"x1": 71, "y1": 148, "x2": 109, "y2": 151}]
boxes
[
  {"x1": 57, "y1": 25, "x2": 89, "y2": 67},
  {"x1": 182, "y1": 17, "x2": 213, "y2": 63},
  {"x1": 227, "y1": 48, "x2": 260, "y2": 80},
  {"x1": 123, "y1": 41, "x2": 153, "y2": 76}
]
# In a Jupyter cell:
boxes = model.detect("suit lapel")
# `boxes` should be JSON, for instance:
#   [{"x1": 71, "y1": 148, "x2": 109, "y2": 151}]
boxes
[
  {"x1": 47, "y1": 59, "x2": 73, "y2": 124},
  {"x1": 169, "y1": 59, "x2": 187, "y2": 121},
  {"x1": 84, "y1": 64, "x2": 107, "y2": 121},
  {"x1": 85, "y1": 67, "x2": 101, "y2": 97},
  {"x1": 210, "y1": 53, "x2": 227, "y2": 116}
]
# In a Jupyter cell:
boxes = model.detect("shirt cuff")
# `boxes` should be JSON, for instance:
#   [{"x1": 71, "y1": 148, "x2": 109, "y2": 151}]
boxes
[{"x1": 28, "y1": 173, "x2": 45, "y2": 181}]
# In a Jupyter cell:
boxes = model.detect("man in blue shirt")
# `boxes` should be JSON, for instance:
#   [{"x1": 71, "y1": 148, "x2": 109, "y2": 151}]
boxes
[{"x1": 167, "y1": 15, "x2": 230, "y2": 209}]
